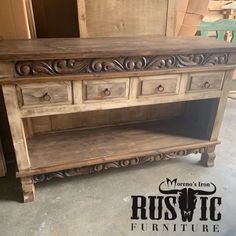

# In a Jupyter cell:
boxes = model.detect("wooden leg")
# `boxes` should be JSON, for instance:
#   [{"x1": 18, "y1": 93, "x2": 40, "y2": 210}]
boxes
[
  {"x1": 21, "y1": 177, "x2": 35, "y2": 203},
  {"x1": 200, "y1": 146, "x2": 216, "y2": 167}
]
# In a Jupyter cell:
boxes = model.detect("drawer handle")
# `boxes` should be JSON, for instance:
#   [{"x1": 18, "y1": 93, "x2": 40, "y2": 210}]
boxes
[
  {"x1": 155, "y1": 85, "x2": 165, "y2": 93},
  {"x1": 41, "y1": 93, "x2": 51, "y2": 101},
  {"x1": 103, "y1": 88, "x2": 111, "y2": 96},
  {"x1": 203, "y1": 81, "x2": 211, "y2": 89}
]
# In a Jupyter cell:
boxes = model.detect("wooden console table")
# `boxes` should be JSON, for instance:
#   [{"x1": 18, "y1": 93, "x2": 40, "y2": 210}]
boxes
[{"x1": 0, "y1": 36, "x2": 235, "y2": 202}]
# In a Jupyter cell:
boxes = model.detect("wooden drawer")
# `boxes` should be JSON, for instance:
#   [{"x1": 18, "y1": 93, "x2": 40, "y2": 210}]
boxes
[
  {"x1": 138, "y1": 75, "x2": 180, "y2": 97},
  {"x1": 188, "y1": 72, "x2": 224, "y2": 92},
  {"x1": 16, "y1": 82, "x2": 72, "y2": 107},
  {"x1": 83, "y1": 78, "x2": 129, "y2": 101}
]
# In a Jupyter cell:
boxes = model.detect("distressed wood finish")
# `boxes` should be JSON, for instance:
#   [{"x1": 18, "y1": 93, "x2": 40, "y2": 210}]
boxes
[
  {"x1": 16, "y1": 82, "x2": 72, "y2": 107},
  {"x1": 32, "y1": 146, "x2": 210, "y2": 183},
  {"x1": 83, "y1": 78, "x2": 129, "y2": 101},
  {"x1": 139, "y1": 75, "x2": 180, "y2": 96},
  {"x1": 188, "y1": 72, "x2": 224, "y2": 92},
  {"x1": 0, "y1": 36, "x2": 236, "y2": 61},
  {"x1": 0, "y1": 36, "x2": 235, "y2": 202},
  {"x1": 77, "y1": 0, "x2": 173, "y2": 38}
]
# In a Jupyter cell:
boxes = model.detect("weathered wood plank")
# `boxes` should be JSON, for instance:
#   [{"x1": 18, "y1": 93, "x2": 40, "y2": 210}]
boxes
[{"x1": 0, "y1": 36, "x2": 236, "y2": 61}]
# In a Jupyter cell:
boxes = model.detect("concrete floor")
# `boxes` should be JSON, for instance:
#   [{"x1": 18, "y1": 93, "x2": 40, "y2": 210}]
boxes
[{"x1": 0, "y1": 99, "x2": 236, "y2": 236}]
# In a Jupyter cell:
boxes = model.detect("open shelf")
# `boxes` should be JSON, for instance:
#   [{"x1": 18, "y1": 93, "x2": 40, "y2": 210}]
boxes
[{"x1": 24, "y1": 118, "x2": 218, "y2": 176}]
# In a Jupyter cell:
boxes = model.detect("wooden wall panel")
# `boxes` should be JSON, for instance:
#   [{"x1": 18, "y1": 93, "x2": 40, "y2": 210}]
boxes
[
  {"x1": 29, "y1": 103, "x2": 184, "y2": 135},
  {"x1": 0, "y1": 0, "x2": 33, "y2": 39},
  {"x1": 78, "y1": 0, "x2": 171, "y2": 37}
]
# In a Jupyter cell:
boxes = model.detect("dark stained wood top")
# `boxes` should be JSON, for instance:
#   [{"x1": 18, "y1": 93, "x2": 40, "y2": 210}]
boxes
[{"x1": 0, "y1": 36, "x2": 236, "y2": 61}]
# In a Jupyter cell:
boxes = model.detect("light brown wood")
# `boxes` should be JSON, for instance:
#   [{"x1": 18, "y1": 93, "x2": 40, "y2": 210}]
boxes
[
  {"x1": 210, "y1": 70, "x2": 234, "y2": 140},
  {"x1": 20, "y1": 176, "x2": 35, "y2": 202},
  {"x1": 24, "y1": 119, "x2": 219, "y2": 176},
  {"x1": 177, "y1": 0, "x2": 210, "y2": 36},
  {"x1": 83, "y1": 78, "x2": 129, "y2": 101},
  {"x1": 16, "y1": 82, "x2": 72, "y2": 107},
  {"x1": 24, "y1": 0, "x2": 37, "y2": 38},
  {"x1": 30, "y1": 116, "x2": 52, "y2": 134},
  {"x1": 30, "y1": 103, "x2": 183, "y2": 134},
  {"x1": 0, "y1": 0, "x2": 32, "y2": 39},
  {"x1": 78, "y1": 0, "x2": 173, "y2": 38},
  {"x1": 166, "y1": 0, "x2": 177, "y2": 36},
  {"x1": 188, "y1": 72, "x2": 225, "y2": 92},
  {"x1": 2, "y1": 85, "x2": 31, "y2": 170},
  {"x1": 19, "y1": 90, "x2": 223, "y2": 118},
  {"x1": 138, "y1": 75, "x2": 180, "y2": 96},
  {"x1": 77, "y1": 0, "x2": 88, "y2": 38}
]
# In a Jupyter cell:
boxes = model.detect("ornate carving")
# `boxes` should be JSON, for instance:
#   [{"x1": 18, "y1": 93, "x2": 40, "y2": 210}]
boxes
[
  {"x1": 33, "y1": 147, "x2": 206, "y2": 183},
  {"x1": 15, "y1": 53, "x2": 229, "y2": 77}
]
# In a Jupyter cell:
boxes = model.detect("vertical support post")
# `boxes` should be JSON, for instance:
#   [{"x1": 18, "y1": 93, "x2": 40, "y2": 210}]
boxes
[
  {"x1": 210, "y1": 70, "x2": 234, "y2": 140},
  {"x1": 166, "y1": 0, "x2": 176, "y2": 36},
  {"x1": 21, "y1": 176, "x2": 35, "y2": 203},
  {"x1": 2, "y1": 85, "x2": 35, "y2": 202}
]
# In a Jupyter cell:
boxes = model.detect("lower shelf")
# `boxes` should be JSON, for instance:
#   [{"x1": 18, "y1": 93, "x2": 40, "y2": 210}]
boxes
[{"x1": 18, "y1": 119, "x2": 219, "y2": 177}]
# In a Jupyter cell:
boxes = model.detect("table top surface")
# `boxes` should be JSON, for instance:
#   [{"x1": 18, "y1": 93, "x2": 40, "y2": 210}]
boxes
[{"x1": 0, "y1": 36, "x2": 236, "y2": 61}]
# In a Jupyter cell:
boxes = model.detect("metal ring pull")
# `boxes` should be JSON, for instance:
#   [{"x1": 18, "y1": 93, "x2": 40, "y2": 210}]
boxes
[
  {"x1": 103, "y1": 88, "x2": 111, "y2": 96},
  {"x1": 203, "y1": 81, "x2": 210, "y2": 89},
  {"x1": 41, "y1": 92, "x2": 51, "y2": 101},
  {"x1": 156, "y1": 85, "x2": 165, "y2": 92}
]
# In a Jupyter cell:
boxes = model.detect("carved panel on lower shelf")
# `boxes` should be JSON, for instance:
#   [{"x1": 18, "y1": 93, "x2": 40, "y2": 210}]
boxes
[{"x1": 33, "y1": 147, "x2": 206, "y2": 183}]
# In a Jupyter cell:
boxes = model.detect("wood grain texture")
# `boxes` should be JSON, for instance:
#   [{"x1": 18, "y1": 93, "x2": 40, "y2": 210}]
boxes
[
  {"x1": 30, "y1": 103, "x2": 183, "y2": 134},
  {"x1": 0, "y1": 36, "x2": 236, "y2": 61},
  {"x1": 0, "y1": 0, "x2": 32, "y2": 39},
  {"x1": 16, "y1": 82, "x2": 72, "y2": 107},
  {"x1": 19, "y1": 89, "x2": 223, "y2": 119},
  {"x1": 20, "y1": 176, "x2": 35, "y2": 202},
  {"x1": 11, "y1": 53, "x2": 230, "y2": 81},
  {"x1": 210, "y1": 70, "x2": 234, "y2": 140},
  {"x1": 139, "y1": 74, "x2": 180, "y2": 96},
  {"x1": 32, "y1": 145, "x2": 209, "y2": 183},
  {"x1": 21, "y1": 119, "x2": 220, "y2": 176},
  {"x1": 78, "y1": 0, "x2": 169, "y2": 38},
  {"x1": 188, "y1": 72, "x2": 224, "y2": 91},
  {"x1": 2, "y1": 85, "x2": 31, "y2": 170},
  {"x1": 83, "y1": 78, "x2": 129, "y2": 101}
]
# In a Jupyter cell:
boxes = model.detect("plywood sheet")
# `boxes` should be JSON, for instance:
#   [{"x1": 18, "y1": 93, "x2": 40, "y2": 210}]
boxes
[
  {"x1": 78, "y1": 0, "x2": 169, "y2": 37},
  {"x1": 0, "y1": 0, "x2": 31, "y2": 39}
]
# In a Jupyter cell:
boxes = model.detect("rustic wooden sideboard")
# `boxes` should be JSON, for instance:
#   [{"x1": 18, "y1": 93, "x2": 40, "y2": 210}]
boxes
[{"x1": 0, "y1": 36, "x2": 235, "y2": 202}]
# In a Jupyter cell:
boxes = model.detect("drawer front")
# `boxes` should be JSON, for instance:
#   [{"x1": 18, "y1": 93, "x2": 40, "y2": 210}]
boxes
[
  {"x1": 83, "y1": 78, "x2": 129, "y2": 101},
  {"x1": 17, "y1": 82, "x2": 72, "y2": 107},
  {"x1": 139, "y1": 75, "x2": 180, "y2": 96},
  {"x1": 188, "y1": 72, "x2": 224, "y2": 92}
]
